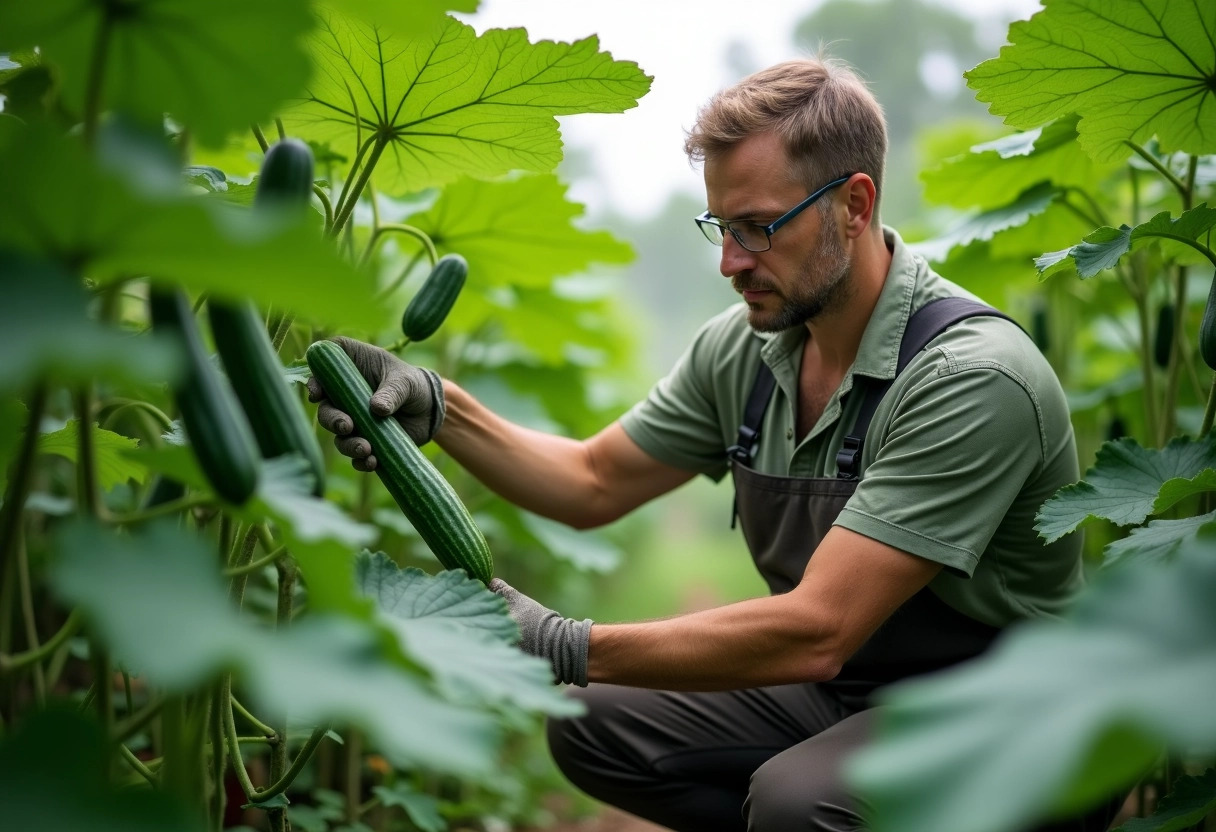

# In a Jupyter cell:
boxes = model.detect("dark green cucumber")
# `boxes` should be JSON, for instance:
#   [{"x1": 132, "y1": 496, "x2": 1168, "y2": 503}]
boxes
[
  {"x1": 1202, "y1": 272, "x2": 1216, "y2": 371},
  {"x1": 401, "y1": 253, "x2": 468, "y2": 342},
  {"x1": 1154, "y1": 303, "x2": 1174, "y2": 369},
  {"x1": 209, "y1": 300, "x2": 326, "y2": 496},
  {"x1": 305, "y1": 339, "x2": 493, "y2": 583},
  {"x1": 142, "y1": 475, "x2": 186, "y2": 509},
  {"x1": 254, "y1": 137, "x2": 315, "y2": 212},
  {"x1": 149, "y1": 287, "x2": 261, "y2": 505}
]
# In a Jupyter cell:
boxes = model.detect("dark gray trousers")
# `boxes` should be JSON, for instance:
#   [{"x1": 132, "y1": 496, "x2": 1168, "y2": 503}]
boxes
[{"x1": 547, "y1": 683, "x2": 1124, "y2": 832}]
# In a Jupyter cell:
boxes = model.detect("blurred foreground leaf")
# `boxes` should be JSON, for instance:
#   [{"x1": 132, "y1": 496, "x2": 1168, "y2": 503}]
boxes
[
  {"x1": 0, "y1": 0, "x2": 312, "y2": 145},
  {"x1": 847, "y1": 534, "x2": 1216, "y2": 832},
  {"x1": 0, "y1": 253, "x2": 181, "y2": 394},
  {"x1": 51, "y1": 521, "x2": 501, "y2": 775},
  {"x1": 0, "y1": 708, "x2": 203, "y2": 832}
]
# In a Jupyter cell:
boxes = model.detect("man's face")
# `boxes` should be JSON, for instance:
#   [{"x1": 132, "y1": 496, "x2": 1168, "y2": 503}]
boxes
[{"x1": 703, "y1": 132, "x2": 852, "y2": 332}]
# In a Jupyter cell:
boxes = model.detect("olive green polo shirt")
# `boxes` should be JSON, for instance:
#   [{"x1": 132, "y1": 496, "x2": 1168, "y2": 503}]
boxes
[{"x1": 619, "y1": 228, "x2": 1084, "y2": 628}]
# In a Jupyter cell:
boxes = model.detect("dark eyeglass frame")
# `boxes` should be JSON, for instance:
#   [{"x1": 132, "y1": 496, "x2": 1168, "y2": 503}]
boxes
[{"x1": 695, "y1": 173, "x2": 855, "y2": 252}]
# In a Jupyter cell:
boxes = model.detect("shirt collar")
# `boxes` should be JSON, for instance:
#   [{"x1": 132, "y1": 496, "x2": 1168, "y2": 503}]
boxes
[{"x1": 758, "y1": 226, "x2": 922, "y2": 382}]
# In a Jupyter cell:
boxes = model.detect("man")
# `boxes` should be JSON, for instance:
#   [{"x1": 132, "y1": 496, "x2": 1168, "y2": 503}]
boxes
[{"x1": 309, "y1": 58, "x2": 1113, "y2": 832}]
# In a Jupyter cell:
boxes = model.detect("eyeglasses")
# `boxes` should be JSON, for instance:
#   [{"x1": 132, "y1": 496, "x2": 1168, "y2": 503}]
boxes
[{"x1": 695, "y1": 174, "x2": 854, "y2": 252}]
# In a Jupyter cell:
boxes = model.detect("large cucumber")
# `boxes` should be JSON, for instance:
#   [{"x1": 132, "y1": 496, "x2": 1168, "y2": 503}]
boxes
[
  {"x1": 149, "y1": 287, "x2": 261, "y2": 505},
  {"x1": 209, "y1": 300, "x2": 326, "y2": 496},
  {"x1": 401, "y1": 253, "x2": 468, "y2": 342},
  {"x1": 305, "y1": 339, "x2": 493, "y2": 583},
  {"x1": 208, "y1": 137, "x2": 326, "y2": 495}
]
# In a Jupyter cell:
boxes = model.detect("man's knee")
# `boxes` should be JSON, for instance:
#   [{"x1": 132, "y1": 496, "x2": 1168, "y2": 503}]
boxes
[{"x1": 745, "y1": 750, "x2": 864, "y2": 832}]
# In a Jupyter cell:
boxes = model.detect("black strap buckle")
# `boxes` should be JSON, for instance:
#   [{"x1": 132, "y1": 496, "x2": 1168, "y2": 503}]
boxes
[
  {"x1": 727, "y1": 426, "x2": 759, "y2": 464},
  {"x1": 836, "y1": 435, "x2": 863, "y2": 480}
]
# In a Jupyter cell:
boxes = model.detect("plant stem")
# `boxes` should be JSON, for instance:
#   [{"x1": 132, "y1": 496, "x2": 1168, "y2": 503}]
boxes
[
  {"x1": 76, "y1": 388, "x2": 100, "y2": 517},
  {"x1": 1131, "y1": 255, "x2": 1161, "y2": 443},
  {"x1": 332, "y1": 137, "x2": 388, "y2": 238},
  {"x1": 120, "y1": 744, "x2": 159, "y2": 786},
  {"x1": 314, "y1": 184, "x2": 334, "y2": 233},
  {"x1": 375, "y1": 249, "x2": 427, "y2": 301},
  {"x1": 82, "y1": 13, "x2": 113, "y2": 146},
  {"x1": 99, "y1": 399, "x2": 175, "y2": 433},
  {"x1": 105, "y1": 494, "x2": 212, "y2": 526},
  {"x1": 15, "y1": 527, "x2": 46, "y2": 702},
  {"x1": 275, "y1": 118, "x2": 286, "y2": 141},
  {"x1": 112, "y1": 694, "x2": 165, "y2": 743},
  {"x1": 385, "y1": 336, "x2": 413, "y2": 353},
  {"x1": 252, "y1": 124, "x2": 270, "y2": 154},
  {"x1": 1125, "y1": 141, "x2": 1188, "y2": 199},
  {"x1": 93, "y1": 645, "x2": 114, "y2": 758},
  {"x1": 231, "y1": 696, "x2": 276, "y2": 738},
  {"x1": 1202, "y1": 375, "x2": 1216, "y2": 437},
  {"x1": 222, "y1": 679, "x2": 259, "y2": 799},
  {"x1": 359, "y1": 223, "x2": 439, "y2": 270},
  {"x1": 0, "y1": 610, "x2": 81, "y2": 675},
  {"x1": 210, "y1": 683, "x2": 228, "y2": 831},
  {"x1": 271, "y1": 313, "x2": 296, "y2": 352},
  {"x1": 1161, "y1": 263, "x2": 1188, "y2": 444},
  {"x1": 223, "y1": 545, "x2": 286, "y2": 578},
  {"x1": 1, "y1": 384, "x2": 47, "y2": 588},
  {"x1": 331, "y1": 134, "x2": 377, "y2": 238},
  {"x1": 268, "y1": 559, "x2": 298, "y2": 832},
  {"x1": 252, "y1": 725, "x2": 330, "y2": 803}
]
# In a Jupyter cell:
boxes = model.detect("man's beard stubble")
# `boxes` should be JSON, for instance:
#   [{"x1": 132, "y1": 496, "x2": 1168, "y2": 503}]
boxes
[{"x1": 736, "y1": 212, "x2": 853, "y2": 333}]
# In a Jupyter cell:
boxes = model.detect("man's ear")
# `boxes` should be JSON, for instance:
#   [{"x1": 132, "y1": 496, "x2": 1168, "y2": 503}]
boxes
[{"x1": 840, "y1": 174, "x2": 877, "y2": 237}]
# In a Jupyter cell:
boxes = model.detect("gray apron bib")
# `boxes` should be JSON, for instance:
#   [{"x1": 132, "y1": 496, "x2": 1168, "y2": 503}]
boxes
[{"x1": 729, "y1": 298, "x2": 1012, "y2": 708}]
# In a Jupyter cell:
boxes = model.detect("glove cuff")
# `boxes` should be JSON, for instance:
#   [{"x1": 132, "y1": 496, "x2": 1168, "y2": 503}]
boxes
[
  {"x1": 421, "y1": 368, "x2": 445, "y2": 444},
  {"x1": 539, "y1": 613, "x2": 593, "y2": 687}
]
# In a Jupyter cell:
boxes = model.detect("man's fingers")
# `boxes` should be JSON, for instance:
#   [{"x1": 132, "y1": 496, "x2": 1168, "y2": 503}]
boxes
[
  {"x1": 316, "y1": 401, "x2": 354, "y2": 436},
  {"x1": 352, "y1": 455, "x2": 377, "y2": 473},
  {"x1": 370, "y1": 379, "x2": 409, "y2": 418},
  {"x1": 306, "y1": 377, "x2": 326, "y2": 403},
  {"x1": 334, "y1": 435, "x2": 371, "y2": 459}
]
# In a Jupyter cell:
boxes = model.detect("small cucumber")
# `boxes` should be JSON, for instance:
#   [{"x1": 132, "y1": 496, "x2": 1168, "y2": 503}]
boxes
[
  {"x1": 401, "y1": 254, "x2": 468, "y2": 342},
  {"x1": 1202, "y1": 273, "x2": 1216, "y2": 371}
]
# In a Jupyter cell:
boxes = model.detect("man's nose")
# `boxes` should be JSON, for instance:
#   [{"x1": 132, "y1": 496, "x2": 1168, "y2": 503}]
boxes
[{"x1": 719, "y1": 233, "x2": 757, "y2": 278}]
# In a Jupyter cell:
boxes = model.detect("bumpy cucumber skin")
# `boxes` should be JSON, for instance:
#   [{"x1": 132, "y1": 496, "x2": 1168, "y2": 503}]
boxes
[
  {"x1": 254, "y1": 138, "x2": 315, "y2": 211},
  {"x1": 149, "y1": 287, "x2": 261, "y2": 505},
  {"x1": 1202, "y1": 274, "x2": 1216, "y2": 371},
  {"x1": 209, "y1": 300, "x2": 326, "y2": 496},
  {"x1": 401, "y1": 254, "x2": 469, "y2": 342},
  {"x1": 305, "y1": 339, "x2": 493, "y2": 583},
  {"x1": 1154, "y1": 303, "x2": 1174, "y2": 369}
]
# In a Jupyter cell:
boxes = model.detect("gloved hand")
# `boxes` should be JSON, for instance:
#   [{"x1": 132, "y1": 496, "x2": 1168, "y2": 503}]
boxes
[
  {"x1": 306, "y1": 336, "x2": 445, "y2": 470},
  {"x1": 489, "y1": 578, "x2": 592, "y2": 687}
]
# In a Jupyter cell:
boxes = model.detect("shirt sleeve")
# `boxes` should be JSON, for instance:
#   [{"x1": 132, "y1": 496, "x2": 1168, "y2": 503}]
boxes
[
  {"x1": 619, "y1": 309, "x2": 752, "y2": 481},
  {"x1": 834, "y1": 360, "x2": 1045, "y2": 577}
]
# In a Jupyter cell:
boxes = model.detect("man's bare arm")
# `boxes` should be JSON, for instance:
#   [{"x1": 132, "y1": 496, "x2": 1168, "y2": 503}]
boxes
[
  {"x1": 585, "y1": 526, "x2": 944, "y2": 690},
  {"x1": 436, "y1": 381, "x2": 696, "y2": 529}
]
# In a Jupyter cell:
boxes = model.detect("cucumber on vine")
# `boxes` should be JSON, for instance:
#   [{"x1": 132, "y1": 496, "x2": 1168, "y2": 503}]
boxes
[
  {"x1": 149, "y1": 287, "x2": 261, "y2": 505},
  {"x1": 401, "y1": 253, "x2": 468, "y2": 342}
]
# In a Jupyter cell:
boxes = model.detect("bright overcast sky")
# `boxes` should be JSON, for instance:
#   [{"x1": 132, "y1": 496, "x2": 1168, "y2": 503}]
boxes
[{"x1": 457, "y1": 0, "x2": 1043, "y2": 218}]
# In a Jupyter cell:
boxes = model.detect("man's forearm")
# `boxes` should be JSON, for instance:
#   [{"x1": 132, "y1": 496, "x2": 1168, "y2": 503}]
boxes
[{"x1": 434, "y1": 381, "x2": 614, "y2": 528}]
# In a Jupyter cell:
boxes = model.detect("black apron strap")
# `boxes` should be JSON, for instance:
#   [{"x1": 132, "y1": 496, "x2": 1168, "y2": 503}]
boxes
[
  {"x1": 729, "y1": 361, "x2": 777, "y2": 529},
  {"x1": 836, "y1": 297, "x2": 1023, "y2": 478}
]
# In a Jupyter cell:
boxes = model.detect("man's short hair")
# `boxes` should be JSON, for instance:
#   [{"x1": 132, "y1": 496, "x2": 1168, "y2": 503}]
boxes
[{"x1": 684, "y1": 57, "x2": 888, "y2": 225}]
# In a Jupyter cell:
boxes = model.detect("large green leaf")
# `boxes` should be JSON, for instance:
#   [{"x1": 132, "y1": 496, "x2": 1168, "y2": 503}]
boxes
[
  {"x1": 0, "y1": 708, "x2": 203, "y2": 832},
  {"x1": 520, "y1": 513, "x2": 622, "y2": 573},
  {"x1": 1102, "y1": 510, "x2": 1216, "y2": 569},
  {"x1": 965, "y1": 0, "x2": 1216, "y2": 162},
  {"x1": 327, "y1": 0, "x2": 477, "y2": 42},
  {"x1": 405, "y1": 174, "x2": 634, "y2": 289},
  {"x1": 0, "y1": 253, "x2": 182, "y2": 394},
  {"x1": 0, "y1": 0, "x2": 312, "y2": 146},
  {"x1": 1037, "y1": 206, "x2": 1216, "y2": 278},
  {"x1": 50, "y1": 521, "x2": 501, "y2": 775},
  {"x1": 1114, "y1": 769, "x2": 1216, "y2": 832},
  {"x1": 354, "y1": 550, "x2": 581, "y2": 716},
  {"x1": 846, "y1": 533, "x2": 1216, "y2": 832},
  {"x1": 372, "y1": 783, "x2": 444, "y2": 832},
  {"x1": 908, "y1": 182, "x2": 1059, "y2": 263},
  {"x1": 1035, "y1": 436, "x2": 1216, "y2": 543},
  {"x1": 288, "y1": 13, "x2": 651, "y2": 193},
  {"x1": 39, "y1": 420, "x2": 144, "y2": 491},
  {"x1": 921, "y1": 117, "x2": 1119, "y2": 212},
  {"x1": 0, "y1": 122, "x2": 387, "y2": 330}
]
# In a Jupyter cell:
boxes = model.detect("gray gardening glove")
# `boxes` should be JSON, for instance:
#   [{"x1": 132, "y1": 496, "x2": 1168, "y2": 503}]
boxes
[
  {"x1": 489, "y1": 578, "x2": 592, "y2": 687},
  {"x1": 306, "y1": 335, "x2": 445, "y2": 471}
]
